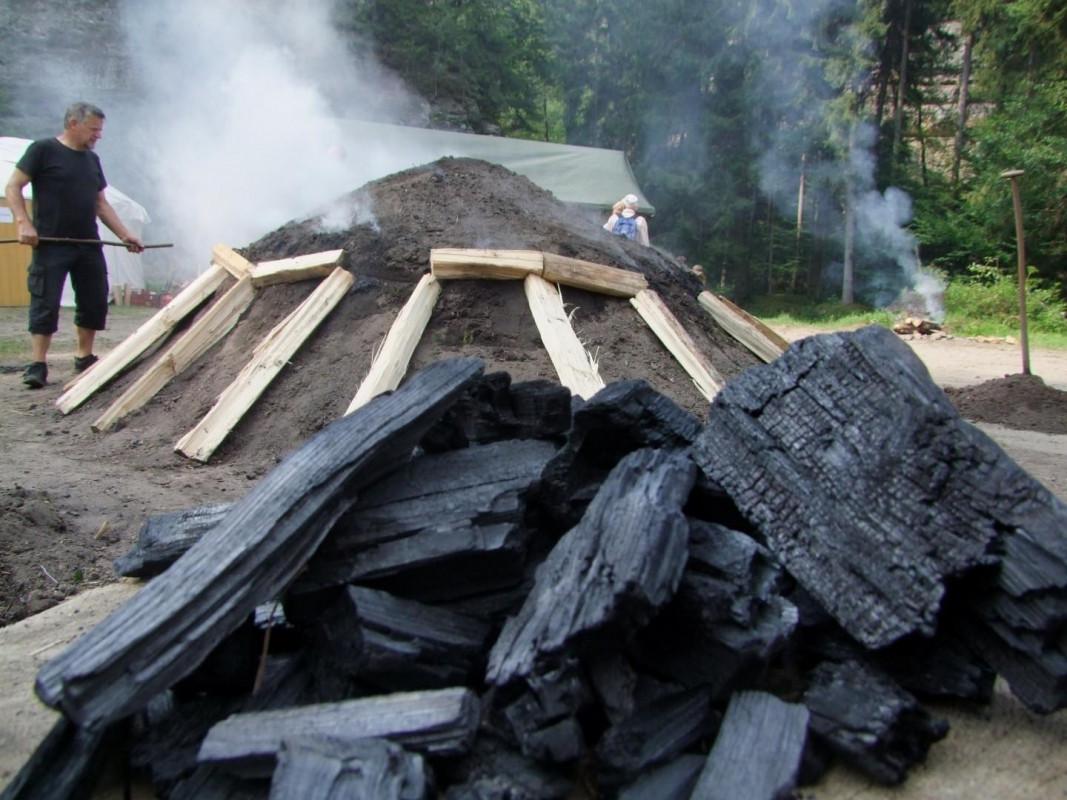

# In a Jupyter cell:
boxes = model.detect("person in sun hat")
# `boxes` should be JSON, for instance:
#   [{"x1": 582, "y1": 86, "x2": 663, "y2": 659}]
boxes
[
  {"x1": 602, "y1": 193, "x2": 650, "y2": 246},
  {"x1": 4, "y1": 101, "x2": 144, "y2": 389}
]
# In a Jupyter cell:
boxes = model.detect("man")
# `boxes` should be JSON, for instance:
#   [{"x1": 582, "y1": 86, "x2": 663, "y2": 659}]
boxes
[
  {"x1": 4, "y1": 101, "x2": 144, "y2": 389},
  {"x1": 602, "y1": 194, "x2": 650, "y2": 247}
]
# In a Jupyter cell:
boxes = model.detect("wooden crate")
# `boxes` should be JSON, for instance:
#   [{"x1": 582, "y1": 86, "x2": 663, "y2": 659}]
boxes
[{"x1": 0, "y1": 199, "x2": 32, "y2": 306}]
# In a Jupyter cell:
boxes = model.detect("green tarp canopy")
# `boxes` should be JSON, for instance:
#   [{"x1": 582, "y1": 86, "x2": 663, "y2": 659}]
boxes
[{"x1": 335, "y1": 119, "x2": 654, "y2": 215}]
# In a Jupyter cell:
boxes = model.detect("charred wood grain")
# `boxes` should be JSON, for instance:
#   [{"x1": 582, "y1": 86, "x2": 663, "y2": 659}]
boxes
[
  {"x1": 688, "y1": 690, "x2": 809, "y2": 800},
  {"x1": 693, "y1": 327, "x2": 1007, "y2": 649},
  {"x1": 616, "y1": 754, "x2": 705, "y2": 800},
  {"x1": 486, "y1": 448, "x2": 695, "y2": 686},
  {"x1": 114, "y1": 503, "x2": 231, "y2": 578},
  {"x1": 438, "y1": 734, "x2": 574, "y2": 800},
  {"x1": 803, "y1": 659, "x2": 948, "y2": 785},
  {"x1": 268, "y1": 736, "x2": 428, "y2": 800},
  {"x1": 595, "y1": 685, "x2": 719, "y2": 781},
  {"x1": 35, "y1": 357, "x2": 484, "y2": 728},
  {"x1": 0, "y1": 716, "x2": 119, "y2": 800},
  {"x1": 198, "y1": 687, "x2": 481, "y2": 778},
  {"x1": 538, "y1": 380, "x2": 700, "y2": 527},
  {"x1": 634, "y1": 522, "x2": 797, "y2": 695},
  {"x1": 421, "y1": 373, "x2": 572, "y2": 451}
]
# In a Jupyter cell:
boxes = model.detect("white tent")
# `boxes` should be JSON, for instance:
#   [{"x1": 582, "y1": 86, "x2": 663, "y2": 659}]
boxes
[{"x1": 1, "y1": 137, "x2": 150, "y2": 303}]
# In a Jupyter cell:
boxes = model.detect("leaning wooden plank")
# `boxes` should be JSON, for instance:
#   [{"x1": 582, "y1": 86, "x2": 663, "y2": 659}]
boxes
[
  {"x1": 55, "y1": 262, "x2": 236, "y2": 414},
  {"x1": 346, "y1": 273, "x2": 442, "y2": 414},
  {"x1": 250, "y1": 249, "x2": 345, "y2": 288},
  {"x1": 523, "y1": 273, "x2": 605, "y2": 400},
  {"x1": 688, "y1": 691, "x2": 809, "y2": 800},
  {"x1": 198, "y1": 688, "x2": 481, "y2": 777},
  {"x1": 92, "y1": 275, "x2": 256, "y2": 432},
  {"x1": 430, "y1": 248, "x2": 544, "y2": 281},
  {"x1": 542, "y1": 252, "x2": 648, "y2": 298},
  {"x1": 697, "y1": 291, "x2": 787, "y2": 363},
  {"x1": 35, "y1": 357, "x2": 485, "y2": 728},
  {"x1": 211, "y1": 243, "x2": 255, "y2": 280},
  {"x1": 630, "y1": 289, "x2": 724, "y2": 401},
  {"x1": 176, "y1": 267, "x2": 354, "y2": 462},
  {"x1": 486, "y1": 448, "x2": 695, "y2": 686}
]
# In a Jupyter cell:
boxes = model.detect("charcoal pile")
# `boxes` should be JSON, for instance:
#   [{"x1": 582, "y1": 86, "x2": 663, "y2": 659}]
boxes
[{"x1": 7, "y1": 326, "x2": 1067, "y2": 800}]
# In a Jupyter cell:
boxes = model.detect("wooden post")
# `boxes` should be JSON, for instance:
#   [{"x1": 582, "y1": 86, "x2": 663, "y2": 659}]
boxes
[
  {"x1": 1000, "y1": 169, "x2": 1030, "y2": 375},
  {"x1": 523, "y1": 274, "x2": 605, "y2": 399}
]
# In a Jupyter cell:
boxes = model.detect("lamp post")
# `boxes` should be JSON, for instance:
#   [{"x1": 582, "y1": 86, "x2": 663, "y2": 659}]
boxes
[{"x1": 1000, "y1": 169, "x2": 1030, "y2": 375}]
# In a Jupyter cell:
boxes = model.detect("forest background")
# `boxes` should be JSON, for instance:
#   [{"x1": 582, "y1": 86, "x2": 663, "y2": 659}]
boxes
[{"x1": 2, "y1": 0, "x2": 1065, "y2": 328}]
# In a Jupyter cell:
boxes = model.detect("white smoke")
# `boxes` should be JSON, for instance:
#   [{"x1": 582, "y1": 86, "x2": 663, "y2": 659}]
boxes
[
  {"x1": 110, "y1": 0, "x2": 432, "y2": 280},
  {"x1": 750, "y1": 1, "x2": 945, "y2": 319}
]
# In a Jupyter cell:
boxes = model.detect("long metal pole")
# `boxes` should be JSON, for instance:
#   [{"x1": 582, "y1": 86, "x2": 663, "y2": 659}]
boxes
[
  {"x1": 1000, "y1": 169, "x2": 1030, "y2": 375},
  {"x1": 0, "y1": 237, "x2": 173, "y2": 248}
]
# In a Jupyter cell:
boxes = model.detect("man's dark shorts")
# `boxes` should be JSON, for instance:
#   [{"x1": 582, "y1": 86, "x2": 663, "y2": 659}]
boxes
[{"x1": 27, "y1": 245, "x2": 108, "y2": 335}]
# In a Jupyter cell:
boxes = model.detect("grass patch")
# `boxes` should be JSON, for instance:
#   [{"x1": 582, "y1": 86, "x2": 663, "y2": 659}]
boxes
[{"x1": 745, "y1": 263, "x2": 1067, "y2": 350}]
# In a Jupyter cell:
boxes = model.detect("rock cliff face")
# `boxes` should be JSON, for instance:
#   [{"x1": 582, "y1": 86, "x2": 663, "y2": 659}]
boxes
[{"x1": 0, "y1": 0, "x2": 132, "y2": 139}]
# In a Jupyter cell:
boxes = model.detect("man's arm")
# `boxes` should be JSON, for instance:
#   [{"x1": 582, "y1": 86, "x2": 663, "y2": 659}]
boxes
[
  {"x1": 96, "y1": 191, "x2": 144, "y2": 252},
  {"x1": 4, "y1": 168, "x2": 38, "y2": 247}
]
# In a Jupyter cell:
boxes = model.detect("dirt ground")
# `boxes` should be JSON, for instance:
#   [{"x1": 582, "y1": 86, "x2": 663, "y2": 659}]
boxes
[{"x1": 0, "y1": 157, "x2": 1066, "y2": 796}]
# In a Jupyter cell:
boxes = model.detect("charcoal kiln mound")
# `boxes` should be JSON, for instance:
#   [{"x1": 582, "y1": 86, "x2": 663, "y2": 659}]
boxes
[{"x1": 70, "y1": 157, "x2": 759, "y2": 475}]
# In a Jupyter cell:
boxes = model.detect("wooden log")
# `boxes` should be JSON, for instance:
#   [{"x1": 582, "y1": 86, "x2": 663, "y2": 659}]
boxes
[
  {"x1": 346, "y1": 273, "x2": 441, "y2": 414},
  {"x1": 0, "y1": 716, "x2": 119, "y2": 800},
  {"x1": 541, "y1": 252, "x2": 648, "y2": 298},
  {"x1": 269, "y1": 736, "x2": 428, "y2": 800},
  {"x1": 331, "y1": 586, "x2": 491, "y2": 690},
  {"x1": 617, "y1": 754, "x2": 705, "y2": 800},
  {"x1": 430, "y1": 248, "x2": 544, "y2": 281},
  {"x1": 595, "y1": 686, "x2": 718, "y2": 781},
  {"x1": 300, "y1": 439, "x2": 554, "y2": 597},
  {"x1": 688, "y1": 691, "x2": 809, "y2": 800},
  {"x1": 523, "y1": 273, "x2": 605, "y2": 399},
  {"x1": 198, "y1": 688, "x2": 481, "y2": 777},
  {"x1": 93, "y1": 275, "x2": 256, "y2": 432},
  {"x1": 211, "y1": 243, "x2": 255, "y2": 280},
  {"x1": 250, "y1": 248, "x2": 345, "y2": 288},
  {"x1": 493, "y1": 660, "x2": 591, "y2": 763},
  {"x1": 538, "y1": 379, "x2": 700, "y2": 528},
  {"x1": 486, "y1": 448, "x2": 696, "y2": 686},
  {"x1": 55, "y1": 261, "x2": 236, "y2": 414},
  {"x1": 440, "y1": 735, "x2": 575, "y2": 799},
  {"x1": 113, "y1": 503, "x2": 232, "y2": 578},
  {"x1": 35, "y1": 357, "x2": 484, "y2": 728},
  {"x1": 176, "y1": 266, "x2": 354, "y2": 462},
  {"x1": 633, "y1": 521, "x2": 797, "y2": 697},
  {"x1": 692, "y1": 326, "x2": 1012, "y2": 649},
  {"x1": 804, "y1": 659, "x2": 948, "y2": 785},
  {"x1": 420, "y1": 372, "x2": 572, "y2": 452},
  {"x1": 697, "y1": 291, "x2": 788, "y2": 363},
  {"x1": 630, "y1": 288, "x2": 724, "y2": 401}
]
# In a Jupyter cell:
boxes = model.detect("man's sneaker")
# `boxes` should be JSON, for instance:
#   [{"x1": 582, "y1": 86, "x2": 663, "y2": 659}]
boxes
[
  {"x1": 23, "y1": 361, "x2": 47, "y2": 389},
  {"x1": 74, "y1": 354, "x2": 99, "y2": 373}
]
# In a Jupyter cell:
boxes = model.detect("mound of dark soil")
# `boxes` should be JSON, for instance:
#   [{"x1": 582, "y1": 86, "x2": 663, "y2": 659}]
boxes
[
  {"x1": 70, "y1": 157, "x2": 759, "y2": 477},
  {"x1": 945, "y1": 374, "x2": 1067, "y2": 435}
]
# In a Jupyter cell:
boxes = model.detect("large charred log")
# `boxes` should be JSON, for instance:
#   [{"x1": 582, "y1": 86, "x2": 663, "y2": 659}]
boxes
[
  {"x1": 694, "y1": 327, "x2": 1005, "y2": 649},
  {"x1": 198, "y1": 688, "x2": 481, "y2": 778},
  {"x1": 486, "y1": 448, "x2": 695, "y2": 686},
  {"x1": 632, "y1": 522, "x2": 797, "y2": 697},
  {"x1": 35, "y1": 357, "x2": 484, "y2": 729},
  {"x1": 297, "y1": 439, "x2": 556, "y2": 599},
  {"x1": 0, "y1": 716, "x2": 121, "y2": 800},
  {"x1": 537, "y1": 380, "x2": 700, "y2": 528},
  {"x1": 803, "y1": 659, "x2": 949, "y2": 785}
]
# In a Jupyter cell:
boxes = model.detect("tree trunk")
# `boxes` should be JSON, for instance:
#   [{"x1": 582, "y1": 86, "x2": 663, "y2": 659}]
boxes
[
  {"x1": 842, "y1": 125, "x2": 856, "y2": 306},
  {"x1": 891, "y1": 0, "x2": 913, "y2": 177},
  {"x1": 952, "y1": 30, "x2": 974, "y2": 185}
]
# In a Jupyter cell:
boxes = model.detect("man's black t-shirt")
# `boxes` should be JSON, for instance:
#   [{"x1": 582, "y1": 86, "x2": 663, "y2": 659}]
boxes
[{"x1": 16, "y1": 138, "x2": 107, "y2": 239}]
